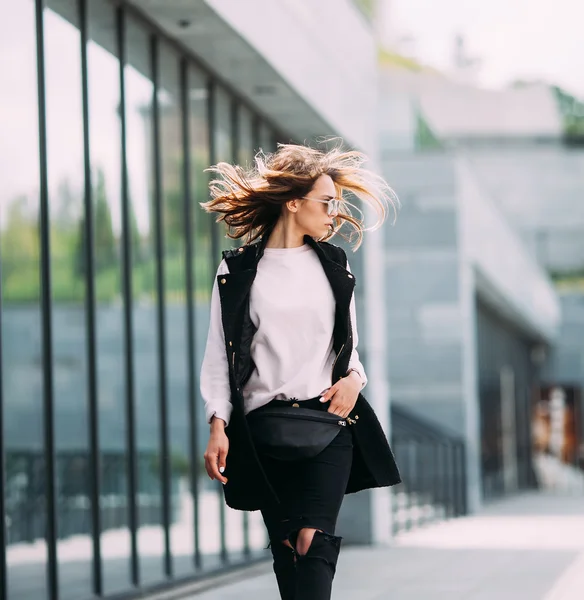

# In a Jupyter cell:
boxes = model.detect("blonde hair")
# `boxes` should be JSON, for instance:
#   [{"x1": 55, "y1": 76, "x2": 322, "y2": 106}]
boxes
[{"x1": 200, "y1": 141, "x2": 398, "y2": 250}]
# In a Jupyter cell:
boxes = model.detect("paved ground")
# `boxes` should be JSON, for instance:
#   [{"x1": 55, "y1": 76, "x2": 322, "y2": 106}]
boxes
[{"x1": 190, "y1": 491, "x2": 584, "y2": 600}]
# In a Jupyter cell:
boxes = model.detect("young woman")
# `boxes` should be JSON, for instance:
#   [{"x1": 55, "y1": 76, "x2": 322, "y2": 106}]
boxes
[{"x1": 200, "y1": 143, "x2": 401, "y2": 600}]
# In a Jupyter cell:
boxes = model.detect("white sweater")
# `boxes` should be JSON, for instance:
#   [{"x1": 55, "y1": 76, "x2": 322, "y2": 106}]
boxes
[{"x1": 200, "y1": 243, "x2": 367, "y2": 426}]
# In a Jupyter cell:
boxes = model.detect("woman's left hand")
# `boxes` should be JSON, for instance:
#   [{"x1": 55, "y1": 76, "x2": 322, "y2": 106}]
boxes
[{"x1": 319, "y1": 371, "x2": 362, "y2": 418}]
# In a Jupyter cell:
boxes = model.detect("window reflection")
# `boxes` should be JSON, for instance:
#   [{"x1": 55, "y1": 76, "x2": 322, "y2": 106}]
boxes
[
  {"x1": 189, "y1": 68, "x2": 215, "y2": 568},
  {"x1": 238, "y1": 106, "x2": 254, "y2": 169},
  {"x1": 44, "y1": 2, "x2": 92, "y2": 598},
  {"x1": 124, "y1": 18, "x2": 164, "y2": 585},
  {"x1": 87, "y1": 0, "x2": 130, "y2": 593},
  {"x1": 259, "y1": 121, "x2": 276, "y2": 153},
  {"x1": 1, "y1": 3, "x2": 274, "y2": 596},
  {"x1": 0, "y1": 2, "x2": 48, "y2": 599},
  {"x1": 157, "y1": 45, "x2": 195, "y2": 575}
]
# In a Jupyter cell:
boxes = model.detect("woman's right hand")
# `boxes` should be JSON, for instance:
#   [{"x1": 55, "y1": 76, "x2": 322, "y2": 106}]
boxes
[{"x1": 204, "y1": 417, "x2": 229, "y2": 485}]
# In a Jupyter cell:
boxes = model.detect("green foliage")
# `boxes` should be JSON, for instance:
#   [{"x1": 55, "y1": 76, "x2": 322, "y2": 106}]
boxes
[
  {"x1": 552, "y1": 85, "x2": 584, "y2": 142},
  {"x1": 2, "y1": 160, "x2": 216, "y2": 305},
  {"x1": 75, "y1": 168, "x2": 117, "y2": 278},
  {"x1": 415, "y1": 107, "x2": 443, "y2": 150},
  {"x1": 0, "y1": 195, "x2": 41, "y2": 301},
  {"x1": 550, "y1": 268, "x2": 584, "y2": 291}
]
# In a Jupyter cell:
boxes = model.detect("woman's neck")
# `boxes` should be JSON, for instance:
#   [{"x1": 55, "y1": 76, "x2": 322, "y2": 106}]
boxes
[{"x1": 265, "y1": 221, "x2": 307, "y2": 249}]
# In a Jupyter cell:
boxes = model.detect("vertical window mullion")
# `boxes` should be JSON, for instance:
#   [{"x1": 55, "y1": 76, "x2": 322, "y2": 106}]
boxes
[
  {"x1": 207, "y1": 80, "x2": 221, "y2": 266},
  {"x1": 252, "y1": 115, "x2": 261, "y2": 155},
  {"x1": 150, "y1": 33, "x2": 173, "y2": 579},
  {"x1": 79, "y1": 0, "x2": 103, "y2": 593},
  {"x1": 116, "y1": 4, "x2": 140, "y2": 587},
  {"x1": 180, "y1": 59, "x2": 202, "y2": 570},
  {"x1": 230, "y1": 100, "x2": 251, "y2": 557},
  {"x1": 34, "y1": 1, "x2": 58, "y2": 598}
]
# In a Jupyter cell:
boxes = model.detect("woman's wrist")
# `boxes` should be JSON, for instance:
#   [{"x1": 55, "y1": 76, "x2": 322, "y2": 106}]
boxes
[
  {"x1": 346, "y1": 369, "x2": 363, "y2": 386},
  {"x1": 210, "y1": 415, "x2": 227, "y2": 431}
]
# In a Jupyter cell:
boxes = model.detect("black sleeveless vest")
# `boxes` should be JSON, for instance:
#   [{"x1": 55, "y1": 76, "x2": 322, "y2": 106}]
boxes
[{"x1": 216, "y1": 233, "x2": 401, "y2": 511}]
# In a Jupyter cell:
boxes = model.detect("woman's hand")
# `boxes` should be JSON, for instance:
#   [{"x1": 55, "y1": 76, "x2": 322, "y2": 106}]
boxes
[
  {"x1": 204, "y1": 417, "x2": 229, "y2": 485},
  {"x1": 319, "y1": 371, "x2": 362, "y2": 418}
]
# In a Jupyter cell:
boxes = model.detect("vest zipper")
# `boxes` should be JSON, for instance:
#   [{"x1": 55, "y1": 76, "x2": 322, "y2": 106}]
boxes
[{"x1": 331, "y1": 343, "x2": 345, "y2": 380}]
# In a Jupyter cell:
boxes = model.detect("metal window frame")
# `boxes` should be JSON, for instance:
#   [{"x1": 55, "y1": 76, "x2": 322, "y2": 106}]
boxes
[
  {"x1": 116, "y1": 4, "x2": 140, "y2": 587},
  {"x1": 79, "y1": 0, "x2": 103, "y2": 594},
  {"x1": 229, "y1": 100, "x2": 251, "y2": 558},
  {"x1": 34, "y1": 1, "x2": 59, "y2": 598},
  {"x1": 180, "y1": 58, "x2": 203, "y2": 571},
  {"x1": 150, "y1": 33, "x2": 173, "y2": 579},
  {"x1": 207, "y1": 80, "x2": 229, "y2": 565}
]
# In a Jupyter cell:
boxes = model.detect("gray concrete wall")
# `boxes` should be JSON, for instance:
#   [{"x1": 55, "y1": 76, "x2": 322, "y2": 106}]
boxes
[
  {"x1": 381, "y1": 151, "x2": 560, "y2": 511},
  {"x1": 466, "y1": 146, "x2": 584, "y2": 274},
  {"x1": 382, "y1": 153, "x2": 466, "y2": 434}
]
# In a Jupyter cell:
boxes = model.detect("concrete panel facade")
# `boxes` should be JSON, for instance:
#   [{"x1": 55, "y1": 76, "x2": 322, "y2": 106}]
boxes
[{"x1": 381, "y1": 151, "x2": 560, "y2": 511}]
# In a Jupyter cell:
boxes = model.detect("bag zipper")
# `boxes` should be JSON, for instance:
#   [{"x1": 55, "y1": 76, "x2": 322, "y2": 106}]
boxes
[{"x1": 253, "y1": 410, "x2": 346, "y2": 427}]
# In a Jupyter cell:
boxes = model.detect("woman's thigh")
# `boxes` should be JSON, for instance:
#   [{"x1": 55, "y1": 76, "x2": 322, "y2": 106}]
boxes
[{"x1": 260, "y1": 429, "x2": 353, "y2": 543}]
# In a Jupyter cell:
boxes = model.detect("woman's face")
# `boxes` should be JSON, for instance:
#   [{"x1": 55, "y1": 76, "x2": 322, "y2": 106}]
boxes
[{"x1": 292, "y1": 174, "x2": 338, "y2": 238}]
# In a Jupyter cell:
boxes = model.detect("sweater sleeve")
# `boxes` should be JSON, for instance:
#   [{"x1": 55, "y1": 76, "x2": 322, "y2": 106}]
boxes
[
  {"x1": 346, "y1": 260, "x2": 368, "y2": 389},
  {"x1": 200, "y1": 259, "x2": 233, "y2": 426}
]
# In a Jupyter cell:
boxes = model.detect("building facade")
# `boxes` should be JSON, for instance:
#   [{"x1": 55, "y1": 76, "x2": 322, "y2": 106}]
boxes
[
  {"x1": 0, "y1": 1, "x2": 384, "y2": 599},
  {"x1": 378, "y1": 67, "x2": 562, "y2": 509}
]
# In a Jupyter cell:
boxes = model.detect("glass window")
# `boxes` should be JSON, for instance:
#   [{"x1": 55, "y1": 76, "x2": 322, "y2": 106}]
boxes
[
  {"x1": 188, "y1": 66, "x2": 214, "y2": 571},
  {"x1": 258, "y1": 121, "x2": 276, "y2": 153},
  {"x1": 189, "y1": 68, "x2": 227, "y2": 570},
  {"x1": 157, "y1": 44, "x2": 194, "y2": 575},
  {"x1": 44, "y1": 2, "x2": 92, "y2": 597},
  {"x1": 0, "y1": 2, "x2": 48, "y2": 599},
  {"x1": 237, "y1": 105, "x2": 254, "y2": 169},
  {"x1": 87, "y1": 0, "x2": 130, "y2": 593},
  {"x1": 211, "y1": 86, "x2": 233, "y2": 260},
  {"x1": 213, "y1": 87, "x2": 233, "y2": 164},
  {"x1": 124, "y1": 18, "x2": 164, "y2": 585}
]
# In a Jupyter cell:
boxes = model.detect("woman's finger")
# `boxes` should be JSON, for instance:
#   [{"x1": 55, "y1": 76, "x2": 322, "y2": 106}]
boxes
[
  {"x1": 217, "y1": 448, "x2": 228, "y2": 484},
  {"x1": 209, "y1": 458, "x2": 227, "y2": 484},
  {"x1": 320, "y1": 383, "x2": 339, "y2": 403},
  {"x1": 204, "y1": 455, "x2": 214, "y2": 480}
]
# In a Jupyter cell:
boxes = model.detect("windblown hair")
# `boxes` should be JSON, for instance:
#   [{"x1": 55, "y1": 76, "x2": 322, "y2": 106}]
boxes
[{"x1": 200, "y1": 141, "x2": 398, "y2": 250}]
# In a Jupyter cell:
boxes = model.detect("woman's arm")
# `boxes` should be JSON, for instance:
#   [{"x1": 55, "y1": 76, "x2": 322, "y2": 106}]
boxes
[
  {"x1": 346, "y1": 260, "x2": 367, "y2": 389},
  {"x1": 200, "y1": 259, "x2": 233, "y2": 426}
]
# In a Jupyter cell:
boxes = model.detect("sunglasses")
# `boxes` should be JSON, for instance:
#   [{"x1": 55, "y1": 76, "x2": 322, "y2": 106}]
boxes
[{"x1": 300, "y1": 196, "x2": 342, "y2": 216}]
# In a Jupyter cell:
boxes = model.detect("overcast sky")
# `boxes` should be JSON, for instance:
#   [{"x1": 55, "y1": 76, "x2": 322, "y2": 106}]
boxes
[{"x1": 386, "y1": 0, "x2": 584, "y2": 96}]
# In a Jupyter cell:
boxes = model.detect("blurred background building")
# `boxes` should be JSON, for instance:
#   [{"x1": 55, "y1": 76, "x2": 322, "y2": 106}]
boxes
[{"x1": 1, "y1": 1, "x2": 583, "y2": 600}]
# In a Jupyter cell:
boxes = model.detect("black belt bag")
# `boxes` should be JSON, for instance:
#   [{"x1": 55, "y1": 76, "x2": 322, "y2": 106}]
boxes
[{"x1": 247, "y1": 402, "x2": 348, "y2": 461}]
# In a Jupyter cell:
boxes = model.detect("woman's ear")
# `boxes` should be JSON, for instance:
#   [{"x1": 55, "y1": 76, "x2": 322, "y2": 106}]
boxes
[{"x1": 286, "y1": 199, "x2": 299, "y2": 213}]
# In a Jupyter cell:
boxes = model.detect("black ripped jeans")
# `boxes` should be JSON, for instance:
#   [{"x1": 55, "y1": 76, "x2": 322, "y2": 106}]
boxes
[{"x1": 255, "y1": 397, "x2": 353, "y2": 600}]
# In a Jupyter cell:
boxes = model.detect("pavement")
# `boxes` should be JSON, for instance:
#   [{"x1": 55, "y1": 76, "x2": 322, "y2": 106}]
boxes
[{"x1": 189, "y1": 491, "x2": 584, "y2": 600}]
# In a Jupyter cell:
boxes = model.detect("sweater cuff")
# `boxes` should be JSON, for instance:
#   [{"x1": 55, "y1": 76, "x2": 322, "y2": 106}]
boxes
[
  {"x1": 346, "y1": 367, "x2": 367, "y2": 389},
  {"x1": 206, "y1": 404, "x2": 233, "y2": 427}
]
